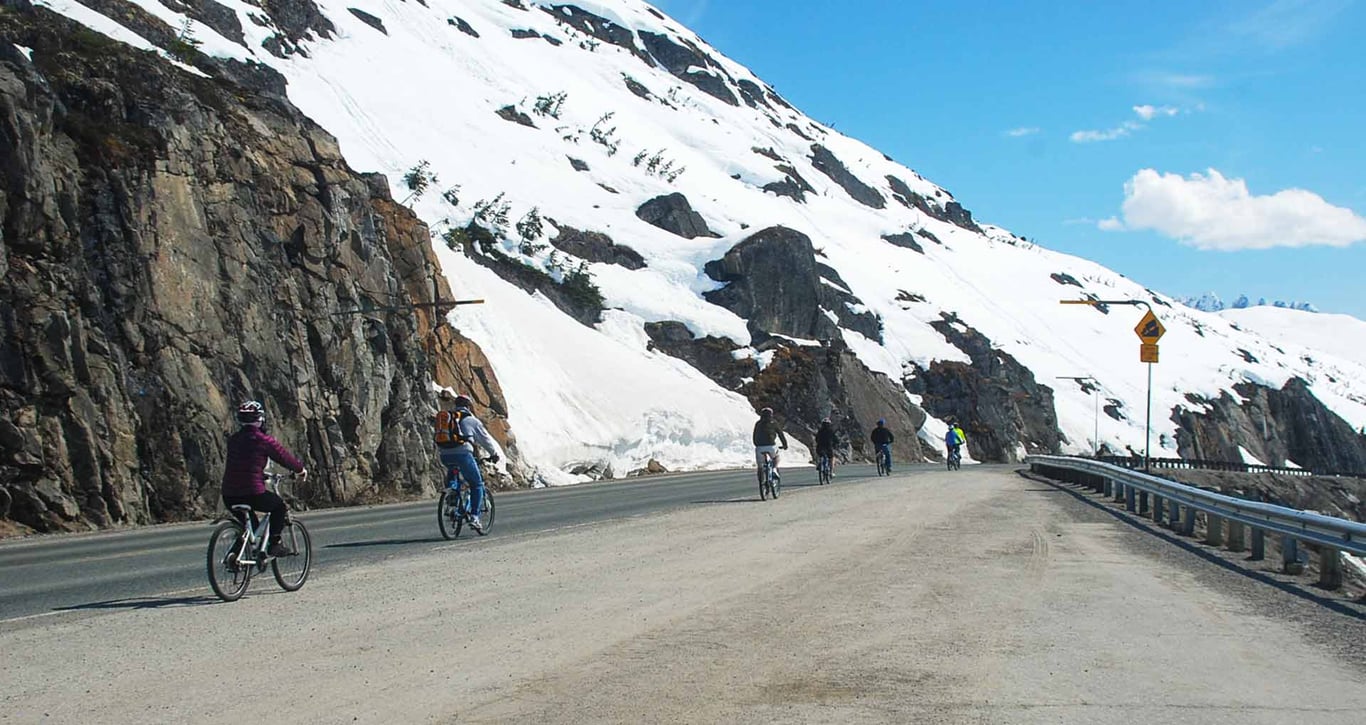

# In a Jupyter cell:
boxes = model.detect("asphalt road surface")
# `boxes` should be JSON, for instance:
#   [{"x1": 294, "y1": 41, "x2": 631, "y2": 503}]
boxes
[{"x1": 3, "y1": 464, "x2": 1364, "y2": 724}]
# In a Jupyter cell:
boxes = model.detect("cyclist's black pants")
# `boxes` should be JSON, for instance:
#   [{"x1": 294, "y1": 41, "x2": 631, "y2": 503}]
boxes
[{"x1": 222, "y1": 491, "x2": 287, "y2": 542}]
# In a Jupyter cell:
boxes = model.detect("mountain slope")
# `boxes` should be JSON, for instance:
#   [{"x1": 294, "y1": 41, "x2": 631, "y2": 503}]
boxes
[{"x1": 20, "y1": 0, "x2": 1366, "y2": 487}]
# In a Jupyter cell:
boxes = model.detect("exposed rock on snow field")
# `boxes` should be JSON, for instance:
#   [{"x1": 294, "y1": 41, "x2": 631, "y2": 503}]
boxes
[{"x1": 2, "y1": 0, "x2": 1365, "y2": 532}]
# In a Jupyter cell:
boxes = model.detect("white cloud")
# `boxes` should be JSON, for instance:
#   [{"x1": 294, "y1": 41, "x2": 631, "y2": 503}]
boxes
[
  {"x1": 1070, "y1": 120, "x2": 1143, "y2": 143},
  {"x1": 1101, "y1": 168, "x2": 1366, "y2": 250},
  {"x1": 1133, "y1": 104, "x2": 1179, "y2": 120},
  {"x1": 1097, "y1": 217, "x2": 1125, "y2": 231},
  {"x1": 1005, "y1": 127, "x2": 1040, "y2": 137}
]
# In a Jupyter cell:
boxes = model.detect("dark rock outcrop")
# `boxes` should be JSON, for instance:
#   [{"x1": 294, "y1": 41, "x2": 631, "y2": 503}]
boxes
[
  {"x1": 1051, "y1": 272, "x2": 1082, "y2": 287},
  {"x1": 0, "y1": 5, "x2": 517, "y2": 533},
  {"x1": 549, "y1": 226, "x2": 646, "y2": 270},
  {"x1": 881, "y1": 232, "x2": 924, "y2": 254},
  {"x1": 1174, "y1": 379, "x2": 1366, "y2": 473},
  {"x1": 160, "y1": 0, "x2": 246, "y2": 47},
  {"x1": 544, "y1": 4, "x2": 650, "y2": 63},
  {"x1": 701, "y1": 226, "x2": 881, "y2": 344},
  {"x1": 735, "y1": 79, "x2": 770, "y2": 110},
  {"x1": 905, "y1": 315, "x2": 1062, "y2": 462},
  {"x1": 744, "y1": 342, "x2": 928, "y2": 464},
  {"x1": 810, "y1": 144, "x2": 885, "y2": 209},
  {"x1": 703, "y1": 227, "x2": 838, "y2": 342},
  {"x1": 456, "y1": 225, "x2": 604, "y2": 327},
  {"x1": 621, "y1": 74, "x2": 654, "y2": 101},
  {"x1": 816, "y1": 264, "x2": 882, "y2": 343},
  {"x1": 348, "y1": 8, "x2": 386, "y2": 34},
  {"x1": 496, "y1": 105, "x2": 536, "y2": 127},
  {"x1": 259, "y1": 0, "x2": 335, "y2": 57},
  {"x1": 448, "y1": 16, "x2": 479, "y2": 37},
  {"x1": 637, "y1": 31, "x2": 739, "y2": 106},
  {"x1": 885, "y1": 175, "x2": 982, "y2": 234},
  {"x1": 635, "y1": 193, "x2": 716, "y2": 239},
  {"x1": 643, "y1": 322, "x2": 756, "y2": 390}
]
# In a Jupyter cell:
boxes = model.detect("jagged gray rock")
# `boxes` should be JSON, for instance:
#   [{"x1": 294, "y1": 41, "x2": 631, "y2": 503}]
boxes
[{"x1": 0, "y1": 6, "x2": 517, "y2": 533}]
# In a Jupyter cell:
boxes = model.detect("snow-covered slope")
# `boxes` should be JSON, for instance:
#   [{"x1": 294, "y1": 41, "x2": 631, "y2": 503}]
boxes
[
  {"x1": 39, "y1": 0, "x2": 1366, "y2": 479},
  {"x1": 1220, "y1": 308, "x2": 1366, "y2": 369}
]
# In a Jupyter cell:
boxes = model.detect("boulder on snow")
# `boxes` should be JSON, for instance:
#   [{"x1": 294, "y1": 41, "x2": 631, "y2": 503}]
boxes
[{"x1": 635, "y1": 193, "x2": 717, "y2": 239}]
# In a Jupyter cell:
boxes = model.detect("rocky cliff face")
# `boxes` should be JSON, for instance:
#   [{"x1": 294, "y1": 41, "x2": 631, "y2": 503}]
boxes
[
  {"x1": 0, "y1": 2, "x2": 513, "y2": 534},
  {"x1": 905, "y1": 314, "x2": 1062, "y2": 462},
  {"x1": 1173, "y1": 379, "x2": 1366, "y2": 473}
]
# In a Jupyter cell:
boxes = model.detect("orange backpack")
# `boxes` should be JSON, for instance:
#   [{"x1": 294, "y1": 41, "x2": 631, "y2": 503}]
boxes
[{"x1": 434, "y1": 409, "x2": 468, "y2": 447}]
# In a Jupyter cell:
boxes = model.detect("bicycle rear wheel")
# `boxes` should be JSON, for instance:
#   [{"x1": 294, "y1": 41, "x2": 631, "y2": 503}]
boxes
[
  {"x1": 207, "y1": 521, "x2": 251, "y2": 602},
  {"x1": 771, "y1": 471, "x2": 781, "y2": 498},
  {"x1": 272, "y1": 519, "x2": 312, "y2": 591},
  {"x1": 438, "y1": 487, "x2": 463, "y2": 540},
  {"x1": 759, "y1": 470, "x2": 770, "y2": 501}
]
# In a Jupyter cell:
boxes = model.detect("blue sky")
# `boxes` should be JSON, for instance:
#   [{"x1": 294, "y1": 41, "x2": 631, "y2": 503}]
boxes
[{"x1": 654, "y1": 0, "x2": 1366, "y2": 318}]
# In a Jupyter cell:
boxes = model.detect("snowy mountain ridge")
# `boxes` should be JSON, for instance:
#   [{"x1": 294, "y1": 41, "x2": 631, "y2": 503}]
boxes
[
  {"x1": 1178, "y1": 292, "x2": 1319, "y2": 314},
  {"x1": 32, "y1": 0, "x2": 1366, "y2": 480}
]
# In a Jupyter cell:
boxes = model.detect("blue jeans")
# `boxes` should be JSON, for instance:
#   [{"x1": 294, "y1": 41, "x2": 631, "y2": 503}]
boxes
[
  {"x1": 877, "y1": 443, "x2": 892, "y2": 470},
  {"x1": 439, "y1": 447, "x2": 484, "y2": 516}
]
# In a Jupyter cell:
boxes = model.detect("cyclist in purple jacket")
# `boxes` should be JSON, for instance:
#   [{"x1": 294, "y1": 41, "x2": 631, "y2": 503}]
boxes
[{"x1": 222, "y1": 401, "x2": 308, "y2": 557}]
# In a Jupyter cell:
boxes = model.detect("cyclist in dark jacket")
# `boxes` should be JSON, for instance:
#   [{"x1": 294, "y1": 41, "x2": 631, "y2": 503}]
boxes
[
  {"x1": 815, "y1": 417, "x2": 838, "y2": 477},
  {"x1": 753, "y1": 407, "x2": 788, "y2": 484},
  {"x1": 870, "y1": 419, "x2": 894, "y2": 471},
  {"x1": 222, "y1": 401, "x2": 307, "y2": 558}
]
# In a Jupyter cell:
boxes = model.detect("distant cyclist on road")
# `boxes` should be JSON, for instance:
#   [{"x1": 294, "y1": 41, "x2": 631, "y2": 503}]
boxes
[
  {"x1": 753, "y1": 407, "x2": 789, "y2": 486},
  {"x1": 815, "y1": 417, "x2": 838, "y2": 475},
  {"x1": 435, "y1": 391, "x2": 504, "y2": 532},
  {"x1": 870, "y1": 418, "x2": 894, "y2": 472},
  {"x1": 945, "y1": 419, "x2": 965, "y2": 463},
  {"x1": 221, "y1": 401, "x2": 307, "y2": 558}
]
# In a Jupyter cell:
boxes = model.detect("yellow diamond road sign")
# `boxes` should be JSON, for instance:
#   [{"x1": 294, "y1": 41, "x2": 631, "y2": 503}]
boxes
[{"x1": 1134, "y1": 310, "x2": 1165, "y2": 343}]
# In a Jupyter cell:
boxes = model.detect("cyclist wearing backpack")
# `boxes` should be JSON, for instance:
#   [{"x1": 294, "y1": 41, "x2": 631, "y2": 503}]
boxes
[
  {"x1": 752, "y1": 407, "x2": 789, "y2": 485},
  {"x1": 870, "y1": 419, "x2": 894, "y2": 472},
  {"x1": 221, "y1": 401, "x2": 308, "y2": 558},
  {"x1": 435, "y1": 392, "x2": 504, "y2": 532},
  {"x1": 945, "y1": 419, "x2": 965, "y2": 462}
]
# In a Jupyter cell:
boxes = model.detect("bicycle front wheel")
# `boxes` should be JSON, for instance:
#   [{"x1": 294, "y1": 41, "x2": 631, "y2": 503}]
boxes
[
  {"x1": 438, "y1": 488, "x2": 462, "y2": 540},
  {"x1": 207, "y1": 521, "x2": 251, "y2": 602},
  {"x1": 474, "y1": 488, "x2": 495, "y2": 535},
  {"x1": 759, "y1": 473, "x2": 769, "y2": 501},
  {"x1": 272, "y1": 519, "x2": 312, "y2": 591}
]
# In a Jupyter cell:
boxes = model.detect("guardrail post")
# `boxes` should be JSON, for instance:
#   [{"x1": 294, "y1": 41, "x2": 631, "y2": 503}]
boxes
[
  {"x1": 1250, "y1": 529, "x2": 1265, "y2": 560},
  {"x1": 1204, "y1": 514, "x2": 1224, "y2": 547},
  {"x1": 1150, "y1": 494, "x2": 1164, "y2": 524},
  {"x1": 1318, "y1": 548, "x2": 1343, "y2": 589},
  {"x1": 1102, "y1": 478, "x2": 1113, "y2": 497},
  {"x1": 1226, "y1": 519, "x2": 1245, "y2": 552},
  {"x1": 1138, "y1": 490, "x2": 1150, "y2": 515},
  {"x1": 1113, "y1": 481, "x2": 1126, "y2": 503},
  {"x1": 1282, "y1": 536, "x2": 1305, "y2": 574},
  {"x1": 1125, "y1": 485, "x2": 1137, "y2": 512},
  {"x1": 1167, "y1": 498, "x2": 1180, "y2": 530},
  {"x1": 1181, "y1": 506, "x2": 1196, "y2": 536}
]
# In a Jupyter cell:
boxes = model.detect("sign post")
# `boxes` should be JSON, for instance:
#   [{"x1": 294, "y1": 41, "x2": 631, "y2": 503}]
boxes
[{"x1": 1133, "y1": 310, "x2": 1165, "y2": 471}]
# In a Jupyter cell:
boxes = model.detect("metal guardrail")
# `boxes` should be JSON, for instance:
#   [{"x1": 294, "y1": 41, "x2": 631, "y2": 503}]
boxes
[
  {"x1": 1027, "y1": 455, "x2": 1366, "y2": 589},
  {"x1": 1094, "y1": 455, "x2": 1366, "y2": 479}
]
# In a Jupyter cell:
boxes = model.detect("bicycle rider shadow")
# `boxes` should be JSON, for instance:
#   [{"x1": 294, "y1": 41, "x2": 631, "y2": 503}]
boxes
[
  {"x1": 324, "y1": 537, "x2": 446, "y2": 549},
  {"x1": 54, "y1": 594, "x2": 218, "y2": 612}
]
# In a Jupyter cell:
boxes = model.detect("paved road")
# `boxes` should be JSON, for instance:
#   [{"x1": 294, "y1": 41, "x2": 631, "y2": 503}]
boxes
[
  {"x1": 0, "y1": 462, "x2": 885, "y2": 621},
  {"x1": 5, "y1": 464, "x2": 1364, "y2": 724}
]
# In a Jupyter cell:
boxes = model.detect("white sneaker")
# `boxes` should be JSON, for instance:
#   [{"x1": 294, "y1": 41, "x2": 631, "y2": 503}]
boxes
[{"x1": 468, "y1": 515, "x2": 483, "y2": 531}]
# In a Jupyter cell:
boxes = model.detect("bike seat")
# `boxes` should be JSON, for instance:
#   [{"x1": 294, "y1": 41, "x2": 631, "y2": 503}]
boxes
[{"x1": 229, "y1": 504, "x2": 254, "y2": 512}]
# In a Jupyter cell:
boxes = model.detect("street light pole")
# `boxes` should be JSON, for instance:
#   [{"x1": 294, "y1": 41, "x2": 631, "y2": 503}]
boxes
[
  {"x1": 1057, "y1": 376, "x2": 1099, "y2": 457},
  {"x1": 1060, "y1": 298, "x2": 1157, "y2": 471}
]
